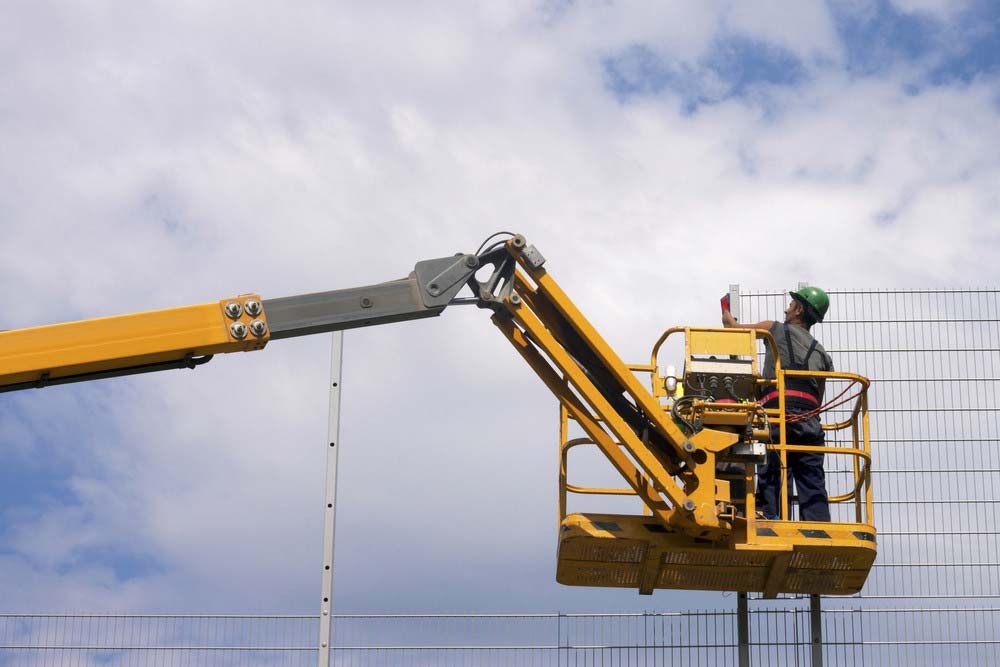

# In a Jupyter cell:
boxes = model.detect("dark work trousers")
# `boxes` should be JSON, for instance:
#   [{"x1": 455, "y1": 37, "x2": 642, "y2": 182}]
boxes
[{"x1": 757, "y1": 411, "x2": 831, "y2": 522}]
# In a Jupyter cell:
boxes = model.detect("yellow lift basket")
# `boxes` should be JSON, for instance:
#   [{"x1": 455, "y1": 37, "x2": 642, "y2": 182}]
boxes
[{"x1": 555, "y1": 327, "x2": 875, "y2": 597}]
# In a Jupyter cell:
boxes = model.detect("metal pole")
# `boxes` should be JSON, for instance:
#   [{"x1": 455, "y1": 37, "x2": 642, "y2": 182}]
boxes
[
  {"x1": 737, "y1": 592, "x2": 750, "y2": 667},
  {"x1": 810, "y1": 595, "x2": 823, "y2": 667},
  {"x1": 798, "y1": 283, "x2": 822, "y2": 666},
  {"x1": 317, "y1": 332, "x2": 344, "y2": 667},
  {"x1": 729, "y1": 284, "x2": 741, "y2": 323}
]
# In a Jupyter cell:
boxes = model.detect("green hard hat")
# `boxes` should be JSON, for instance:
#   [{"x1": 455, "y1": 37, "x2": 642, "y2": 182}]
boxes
[{"x1": 790, "y1": 286, "x2": 830, "y2": 322}]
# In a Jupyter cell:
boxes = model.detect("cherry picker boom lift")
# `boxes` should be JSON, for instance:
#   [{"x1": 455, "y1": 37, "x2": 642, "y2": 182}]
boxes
[{"x1": 0, "y1": 233, "x2": 875, "y2": 597}]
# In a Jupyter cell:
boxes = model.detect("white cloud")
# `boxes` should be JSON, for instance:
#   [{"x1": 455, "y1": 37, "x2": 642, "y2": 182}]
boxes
[{"x1": 0, "y1": 1, "x2": 998, "y2": 615}]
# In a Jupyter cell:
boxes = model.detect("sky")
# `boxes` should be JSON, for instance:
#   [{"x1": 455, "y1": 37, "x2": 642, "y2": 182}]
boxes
[{"x1": 1, "y1": 0, "x2": 999, "y2": 615}]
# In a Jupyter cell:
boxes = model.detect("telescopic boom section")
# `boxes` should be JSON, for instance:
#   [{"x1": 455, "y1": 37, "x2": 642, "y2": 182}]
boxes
[
  {"x1": 0, "y1": 254, "x2": 475, "y2": 392},
  {"x1": 0, "y1": 235, "x2": 725, "y2": 535}
]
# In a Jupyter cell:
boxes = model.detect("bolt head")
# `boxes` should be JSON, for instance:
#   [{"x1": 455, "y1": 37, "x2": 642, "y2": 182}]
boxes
[
  {"x1": 465, "y1": 255, "x2": 479, "y2": 268},
  {"x1": 224, "y1": 301, "x2": 242, "y2": 319},
  {"x1": 509, "y1": 293, "x2": 523, "y2": 306},
  {"x1": 360, "y1": 297, "x2": 373, "y2": 308},
  {"x1": 244, "y1": 299, "x2": 262, "y2": 317},
  {"x1": 249, "y1": 319, "x2": 268, "y2": 337},
  {"x1": 230, "y1": 322, "x2": 248, "y2": 339},
  {"x1": 683, "y1": 499, "x2": 697, "y2": 512},
  {"x1": 683, "y1": 440, "x2": 696, "y2": 453}
]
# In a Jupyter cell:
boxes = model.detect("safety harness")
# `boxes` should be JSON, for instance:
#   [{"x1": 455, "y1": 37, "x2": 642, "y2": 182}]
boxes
[{"x1": 761, "y1": 324, "x2": 825, "y2": 410}]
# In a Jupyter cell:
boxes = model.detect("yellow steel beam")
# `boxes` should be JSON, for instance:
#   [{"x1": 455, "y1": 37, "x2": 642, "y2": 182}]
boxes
[
  {"x1": 762, "y1": 552, "x2": 793, "y2": 599},
  {"x1": 559, "y1": 403, "x2": 569, "y2": 524},
  {"x1": 510, "y1": 273, "x2": 689, "y2": 485},
  {"x1": 862, "y1": 392, "x2": 874, "y2": 522},
  {"x1": 492, "y1": 315, "x2": 676, "y2": 527},
  {"x1": 0, "y1": 295, "x2": 269, "y2": 389},
  {"x1": 508, "y1": 253, "x2": 737, "y2": 527},
  {"x1": 510, "y1": 248, "x2": 739, "y2": 467},
  {"x1": 496, "y1": 301, "x2": 707, "y2": 532}
]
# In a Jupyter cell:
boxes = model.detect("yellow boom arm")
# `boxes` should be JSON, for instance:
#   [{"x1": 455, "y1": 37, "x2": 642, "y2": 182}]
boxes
[{"x1": 0, "y1": 297, "x2": 269, "y2": 391}]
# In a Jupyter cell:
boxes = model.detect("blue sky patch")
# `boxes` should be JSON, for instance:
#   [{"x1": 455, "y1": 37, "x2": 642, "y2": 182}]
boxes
[
  {"x1": 704, "y1": 36, "x2": 807, "y2": 96},
  {"x1": 602, "y1": 45, "x2": 673, "y2": 101},
  {"x1": 603, "y1": 1, "x2": 1000, "y2": 108},
  {"x1": 831, "y1": 0, "x2": 1000, "y2": 84},
  {"x1": 64, "y1": 546, "x2": 166, "y2": 582},
  {"x1": 603, "y1": 37, "x2": 806, "y2": 110},
  {"x1": 0, "y1": 385, "x2": 129, "y2": 551},
  {"x1": 833, "y1": 1, "x2": 942, "y2": 76},
  {"x1": 0, "y1": 399, "x2": 81, "y2": 511},
  {"x1": 0, "y1": 457, "x2": 78, "y2": 511}
]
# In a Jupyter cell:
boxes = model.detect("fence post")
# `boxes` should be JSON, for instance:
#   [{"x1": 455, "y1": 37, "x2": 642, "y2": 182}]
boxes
[
  {"x1": 810, "y1": 595, "x2": 823, "y2": 667},
  {"x1": 737, "y1": 593, "x2": 751, "y2": 667},
  {"x1": 317, "y1": 332, "x2": 344, "y2": 667},
  {"x1": 556, "y1": 612, "x2": 563, "y2": 667},
  {"x1": 729, "y1": 284, "x2": 741, "y2": 323},
  {"x1": 643, "y1": 611, "x2": 649, "y2": 664}
]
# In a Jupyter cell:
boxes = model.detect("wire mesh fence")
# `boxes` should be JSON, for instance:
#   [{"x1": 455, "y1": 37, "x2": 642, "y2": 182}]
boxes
[
  {"x1": 3, "y1": 287, "x2": 998, "y2": 665},
  {"x1": 0, "y1": 614, "x2": 318, "y2": 666},
  {"x1": 738, "y1": 287, "x2": 1000, "y2": 602},
  {"x1": 3, "y1": 608, "x2": 999, "y2": 665}
]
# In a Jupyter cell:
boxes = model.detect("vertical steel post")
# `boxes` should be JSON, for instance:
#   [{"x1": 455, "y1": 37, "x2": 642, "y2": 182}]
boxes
[
  {"x1": 556, "y1": 612, "x2": 563, "y2": 667},
  {"x1": 810, "y1": 595, "x2": 823, "y2": 667},
  {"x1": 800, "y1": 281, "x2": 821, "y2": 664},
  {"x1": 317, "y1": 332, "x2": 344, "y2": 667},
  {"x1": 728, "y1": 284, "x2": 742, "y2": 323},
  {"x1": 737, "y1": 592, "x2": 750, "y2": 667},
  {"x1": 729, "y1": 283, "x2": 754, "y2": 518}
]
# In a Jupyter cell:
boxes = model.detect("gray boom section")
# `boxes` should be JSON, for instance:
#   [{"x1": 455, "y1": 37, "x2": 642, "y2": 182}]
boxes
[{"x1": 263, "y1": 255, "x2": 476, "y2": 340}]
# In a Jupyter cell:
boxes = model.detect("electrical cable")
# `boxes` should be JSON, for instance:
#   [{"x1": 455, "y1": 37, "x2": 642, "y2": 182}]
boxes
[
  {"x1": 475, "y1": 231, "x2": 516, "y2": 255},
  {"x1": 786, "y1": 380, "x2": 862, "y2": 422},
  {"x1": 478, "y1": 239, "x2": 513, "y2": 257},
  {"x1": 724, "y1": 378, "x2": 742, "y2": 402},
  {"x1": 671, "y1": 394, "x2": 704, "y2": 434}
]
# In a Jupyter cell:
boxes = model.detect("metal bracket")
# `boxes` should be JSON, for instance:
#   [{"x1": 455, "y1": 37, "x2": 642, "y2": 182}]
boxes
[
  {"x1": 468, "y1": 245, "x2": 518, "y2": 311},
  {"x1": 638, "y1": 544, "x2": 664, "y2": 595},
  {"x1": 414, "y1": 254, "x2": 479, "y2": 308},
  {"x1": 720, "y1": 441, "x2": 766, "y2": 464},
  {"x1": 521, "y1": 244, "x2": 545, "y2": 269}
]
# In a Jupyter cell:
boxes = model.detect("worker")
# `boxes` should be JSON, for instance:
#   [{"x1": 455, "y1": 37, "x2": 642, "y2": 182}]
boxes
[{"x1": 721, "y1": 287, "x2": 833, "y2": 522}]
